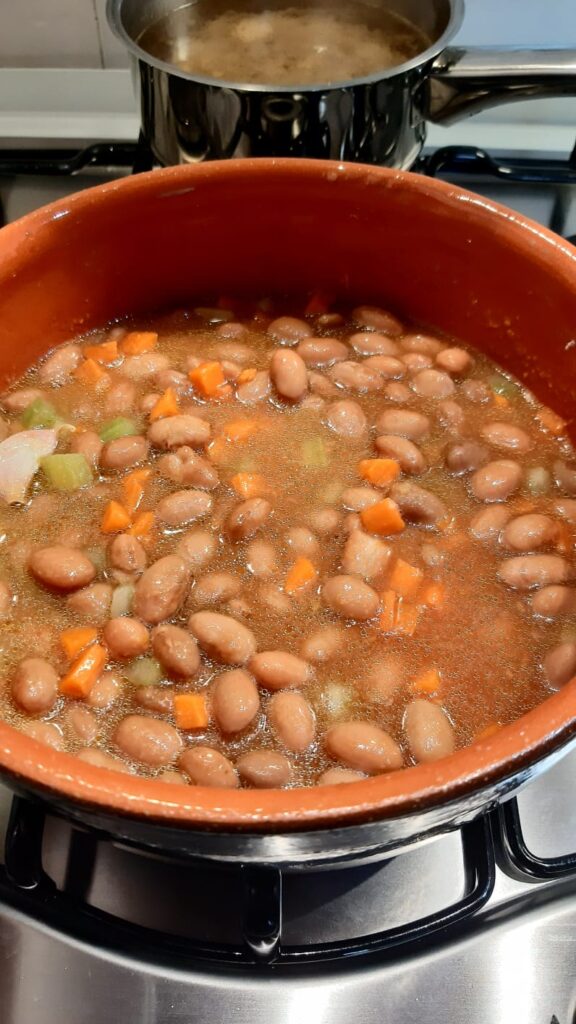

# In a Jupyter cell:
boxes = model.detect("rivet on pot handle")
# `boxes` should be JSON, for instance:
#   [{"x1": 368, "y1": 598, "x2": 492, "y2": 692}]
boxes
[{"x1": 427, "y1": 47, "x2": 576, "y2": 125}]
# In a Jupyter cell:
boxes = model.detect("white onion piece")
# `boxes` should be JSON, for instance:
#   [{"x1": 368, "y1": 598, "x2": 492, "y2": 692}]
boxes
[{"x1": 0, "y1": 429, "x2": 59, "y2": 503}]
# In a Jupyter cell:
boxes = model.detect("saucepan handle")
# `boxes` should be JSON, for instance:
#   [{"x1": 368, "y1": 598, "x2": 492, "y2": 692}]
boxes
[{"x1": 427, "y1": 47, "x2": 576, "y2": 125}]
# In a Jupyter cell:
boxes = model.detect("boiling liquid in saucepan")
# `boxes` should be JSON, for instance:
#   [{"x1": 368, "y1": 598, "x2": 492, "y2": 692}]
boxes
[{"x1": 137, "y1": 0, "x2": 431, "y2": 86}]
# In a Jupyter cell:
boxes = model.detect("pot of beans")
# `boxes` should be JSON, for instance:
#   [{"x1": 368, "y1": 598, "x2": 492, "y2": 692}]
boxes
[
  {"x1": 0, "y1": 158, "x2": 576, "y2": 865},
  {"x1": 106, "y1": 0, "x2": 576, "y2": 167}
]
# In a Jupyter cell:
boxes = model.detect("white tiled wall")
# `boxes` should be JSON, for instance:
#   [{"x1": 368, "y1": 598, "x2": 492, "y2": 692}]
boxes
[{"x1": 0, "y1": 0, "x2": 575, "y2": 69}]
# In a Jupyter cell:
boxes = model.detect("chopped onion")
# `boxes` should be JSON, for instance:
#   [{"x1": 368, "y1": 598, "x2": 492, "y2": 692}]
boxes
[
  {"x1": 110, "y1": 584, "x2": 135, "y2": 618},
  {"x1": 526, "y1": 466, "x2": 551, "y2": 496},
  {"x1": 0, "y1": 429, "x2": 59, "y2": 504},
  {"x1": 322, "y1": 682, "x2": 351, "y2": 718}
]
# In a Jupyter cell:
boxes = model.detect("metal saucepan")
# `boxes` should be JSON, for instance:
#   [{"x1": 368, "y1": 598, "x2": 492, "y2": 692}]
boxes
[
  {"x1": 107, "y1": 0, "x2": 576, "y2": 167},
  {"x1": 1, "y1": 160, "x2": 576, "y2": 865}
]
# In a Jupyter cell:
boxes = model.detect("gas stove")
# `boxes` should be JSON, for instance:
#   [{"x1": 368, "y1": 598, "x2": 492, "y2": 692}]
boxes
[{"x1": 0, "y1": 141, "x2": 576, "y2": 1024}]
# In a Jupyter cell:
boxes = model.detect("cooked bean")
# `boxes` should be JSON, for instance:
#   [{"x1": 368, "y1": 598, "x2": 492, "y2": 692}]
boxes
[
  {"x1": 114, "y1": 715, "x2": 182, "y2": 767},
  {"x1": 376, "y1": 409, "x2": 430, "y2": 440},
  {"x1": 269, "y1": 691, "x2": 316, "y2": 752},
  {"x1": 29, "y1": 546, "x2": 96, "y2": 592},
  {"x1": 0, "y1": 581, "x2": 13, "y2": 621},
  {"x1": 192, "y1": 572, "x2": 241, "y2": 606},
  {"x1": 148, "y1": 415, "x2": 211, "y2": 450},
  {"x1": 246, "y1": 539, "x2": 278, "y2": 578},
  {"x1": 401, "y1": 334, "x2": 444, "y2": 356},
  {"x1": 445, "y1": 441, "x2": 489, "y2": 475},
  {"x1": 180, "y1": 746, "x2": 239, "y2": 788},
  {"x1": 555, "y1": 499, "x2": 576, "y2": 522},
  {"x1": 87, "y1": 670, "x2": 122, "y2": 709},
  {"x1": 236, "y1": 370, "x2": 271, "y2": 404},
  {"x1": 469, "y1": 506, "x2": 511, "y2": 543},
  {"x1": 142, "y1": 393, "x2": 161, "y2": 416},
  {"x1": 12, "y1": 658, "x2": 58, "y2": 714},
  {"x1": 157, "y1": 489, "x2": 212, "y2": 528},
  {"x1": 421, "y1": 542, "x2": 446, "y2": 568},
  {"x1": 318, "y1": 768, "x2": 366, "y2": 785},
  {"x1": 300, "y1": 625, "x2": 343, "y2": 663},
  {"x1": 325, "y1": 721, "x2": 403, "y2": 773},
  {"x1": 3, "y1": 387, "x2": 43, "y2": 414},
  {"x1": 437, "y1": 399, "x2": 467, "y2": 434},
  {"x1": 385, "y1": 382, "x2": 412, "y2": 403},
  {"x1": 226, "y1": 498, "x2": 271, "y2": 541},
  {"x1": 77, "y1": 748, "x2": 130, "y2": 772},
  {"x1": 343, "y1": 512, "x2": 362, "y2": 535},
  {"x1": 237, "y1": 749, "x2": 293, "y2": 788},
  {"x1": 498, "y1": 554, "x2": 569, "y2": 590},
  {"x1": 67, "y1": 582, "x2": 112, "y2": 623},
  {"x1": 157, "y1": 448, "x2": 219, "y2": 489},
  {"x1": 322, "y1": 575, "x2": 379, "y2": 620},
  {"x1": 342, "y1": 530, "x2": 391, "y2": 581},
  {"x1": 100, "y1": 435, "x2": 149, "y2": 472},
  {"x1": 249, "y1": 650, "x2": 310, "y2": 690},
  {"x1": 360, "y1": 656, "x2": 405, "y2": 705},
  {"x1": 69, "y1": 430, "x2": 102, "y2": 470},
  {"x1": 403, "y1": 352, "x2": 433, "y2": 372},
  {"x1": 267, "y1": 316, "x2": 310, "y2": 345},
  {"x1": 134, "y1": 686, "x2": 174, "y2": 714},
  {"x1": 410, "y1": 369, "x2": 455, "y2": 399},
  {"x1": 531, "y1": 586, "x2": 576, "y2": 619},
  {"x1": 349, "y1": 332, "x2": 400, "y2": 357},
  {"x1": 502, "y1": 514, "x2": 559, "y2": 552},
  {"x1": 554, "y1": 459, "x2": 576, "y2": 496},
  {"x1": 480, "y1": 421, "x2": 533, "y2": 453},
  {"x1": 214, "y1": 326, "x2": 250, "y2": 346},
  {"x1": 296, "y1": 338, "x2": 348, "y2": 367},
  {"x1": 103, "y1": 618, "x2": 149, "y2": 659},
  {"x1": 328, "y1": 361, "x2": 384, "y2": 393},
  {"x1": 375, "y1": 434, "x2": 426, "y2": 475},
  {"x1": 325, "y1": 400, "x2": 368, "y2": 440},
  {"x1": 543, "y1": 642, "x2": 576, "y2": 689},
  {"x1": 158, "y1": 770, "x2": 187, "y2": 785},
  {"x1": 309, "y1": 371, "x2": 339, "y2": 398},
  {"x1": 390, "y1": 481, "x2": 447, "y2": 526},
  {"x1": 435, "y1": 347, "x2": 474, "y2": 375},
  {"x1": 64, "y1": 706, "x2": 99, "y2": 744},
  {"x1": 470, "y1": 460, "x2": 523, "y2": 502},
  {"x1": 269, "y1": 348, "x2": 308, "y2": 401},
  {"x1": 108, "y1": 534, "x2": 147, "y2": 576},
  {"x1": 175, "y1": 529, "x2": 218, "y2": 572},
  {"x1": 404, "y1": 700, "x2": 455, "y2": 763},
  {"x1": 21, "y1": 721, "x2": 64, "y2": 750},
  {"x1": 133, "y1": 555, "x2": 191, "y2": 624},
  {"x1": 154, "y1": 369, "x2": 192, "y2": 399},
  {"x1": 151, "y1": 624, "x2": 200, "y2": 677},
  {"x1": 341, "y1": 487, "x2": 381, "y2": 511},
  {"x1": 352, "y1": 306, "x2": 403, "y2": 335},
  {"x1": 363, "y1": 355, "x2": 406, "y2": 378},
  {"x1": 104, "y1": 380, "x2": 137, "y2": 414},
  {"x1": 212, "y1": 669, "x2": 260, "y2": 733},
  {"x1": 462, "y1": 379, "x2": 491, "y2": 404},
  {"x1": 285, "y1": 526, "x2": 320, "y2": 559},
  {"x1": 189, "y1": 611, "x2": 256, "y2": 664},
  {"x1": 258, "y1": 584, "x2": 292, "y2": 614},
  {"x1": 39, "y1": 343, "x2": 82, "y2": 384},
  {"x1": 309, "y1": 507, "x2": 342, "y2": 534}
]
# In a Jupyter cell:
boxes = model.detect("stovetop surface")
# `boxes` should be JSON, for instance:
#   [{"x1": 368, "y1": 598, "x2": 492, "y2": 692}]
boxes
[{"x1": 0, "y1": 142, "x2": 575, "y2": 1023}]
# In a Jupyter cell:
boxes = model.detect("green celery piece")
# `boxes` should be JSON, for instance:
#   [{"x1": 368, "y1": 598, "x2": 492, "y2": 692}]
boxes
[
  {"x1": 22, "y1": 397, "x2": 61, "y2": 429},
  {"x1": 302, "y1": 436, "x2": 329, "y2": 469},
  {"x1": 125, "y1": 658, "x2": 163, "y2": 687},
  {"x1": 487, "y1": 373, "x2": 520, "y2": 399},
  {"x1": 40, "y1": 454, "x2": 92, "y2": 491},
  {"x1": 99, "y1": 417, "x2": 139, "y2": 443}
]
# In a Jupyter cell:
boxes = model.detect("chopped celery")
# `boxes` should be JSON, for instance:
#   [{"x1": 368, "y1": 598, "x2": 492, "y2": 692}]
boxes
[
  {"x1": 22, "y1": 398, "x2": 61, "y2": 429},
  {"x1": 194, "y1": 307, "x2": 233, "y2": 324},
  {"x1": 302, "y1": 437, "x2": 329, "y2": 469},
  {"x1": 125, "y1": 657, "x2": 163, "y2": 687},
  {"x1": 487, "y1": 373, "x2": 520, "y2": 400},
  {"x1": 321, "y1": 683, "x2": 351, "y2": 717},
  {"x1": 40, "y1": 453, "x2": 92, "y2": 491},
  {"x1": 110, "y1": 584, "x2": 135, "y2": 618},
  {"x1": 99, "y1": 417, "x2": 139, "y2": 443},
  {"x1": 526, "y1": 466, "x2": 551, "y2": 496}
]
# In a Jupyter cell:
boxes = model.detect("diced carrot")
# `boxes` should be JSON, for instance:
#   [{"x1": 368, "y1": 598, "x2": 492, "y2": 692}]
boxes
[
  {"x1": 189, "y1": 361, "x2": 226, "y2": 397},
  {"x1": 492, "y1": 393, "x2": 509, "y2": 408},
  {"x1": 101, "y1": 500, "x2": 132, "y2": 534},
  {"x1": 536, "y1": 406, "x2": 567, "y2": 435},
  {"x1": 360, "y1": 498, "x2": 405, "y2": 536},
  {"x1": 206, "y1": 437, "x2": 229, "y2": 464},
  {"x1": 74, "y1": 358, "x2": 107, "y2": 385},
  {"x1": 379, "y1": 590, "x2": 398, "y2": 632},
  {"x1": 421, "y1": 582, "x2": 446, "y2": 610},
  {"x1": 174, "y1": 693, "x2": 210, "y2": 730},
  {"x1": 127, "y1": 511, "x2": 155, "y2": 537},
  {"x1": 412, "y1": 668, "x2": 442, "y2": 695},
  {"x1": 60, "y1": 626, "x2": 99, "y2": 661},
  {"x1": 394, "y1": 601, "x2": 420, "y2": 636},
  {"x1": 230, "y1": 472, "x2": 268, "y2": 498},
  {"x1": 122, "y1": 467, "x2": 152, "y2": 515},
  {"x1": 285, "y1": 557, "x2": 318, "y2": 595},
  {"x1": 149, "y1": 388, "x2": 180, "y2": 422},
  {"x1": 475, "y1": 722, "x2": 502, "y2": 742},
  {"x1": 388, "y1": 558, "x2": 423, "y2": 599},
  {"x1": 82, "y1": 339, "x2": 119, "y2": 365},
  {"x1": 223, "y1": 419, "x2": 259, "y2": 443},
  {"x1": 120, "y1": 331, "x2": 158, "y2": 356},
  {"x1": 59, "y1": 643, "x2": 108, "y2": 699},
  {"x1": 305, "y1": 292, "x2": 332, "y2": 316},
  {"x1": 358, "y1": 458, "x2": 401, "y2": 488},
  {"x1": 237, "y1": 368, "x2": 258, "y2": 385}
]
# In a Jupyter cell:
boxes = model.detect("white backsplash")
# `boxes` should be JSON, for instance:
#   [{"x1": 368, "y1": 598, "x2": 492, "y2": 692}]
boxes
[{"x1": 0, "y1": 0, "x2": 575, "y2": 70}]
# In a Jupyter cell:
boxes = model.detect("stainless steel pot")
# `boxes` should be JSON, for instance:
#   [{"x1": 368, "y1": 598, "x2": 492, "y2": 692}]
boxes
[{"x1": 107, "y1": 0, "x2": 576, "y2": 168}]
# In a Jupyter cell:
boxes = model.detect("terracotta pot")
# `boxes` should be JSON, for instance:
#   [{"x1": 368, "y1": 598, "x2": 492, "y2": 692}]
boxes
[{"x1": 1, "y1": 160, "x2": 575, "y2": 863}]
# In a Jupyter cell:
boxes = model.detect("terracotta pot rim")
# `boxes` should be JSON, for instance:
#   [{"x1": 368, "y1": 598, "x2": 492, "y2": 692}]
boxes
[{"x1": 2, "y1": 159, "x2": 576, "y2": 830}]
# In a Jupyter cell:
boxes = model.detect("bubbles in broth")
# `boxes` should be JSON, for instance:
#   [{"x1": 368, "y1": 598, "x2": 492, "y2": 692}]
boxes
[{"x1": 137, "y1": 0, "x2": 431, "y2": 86}]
